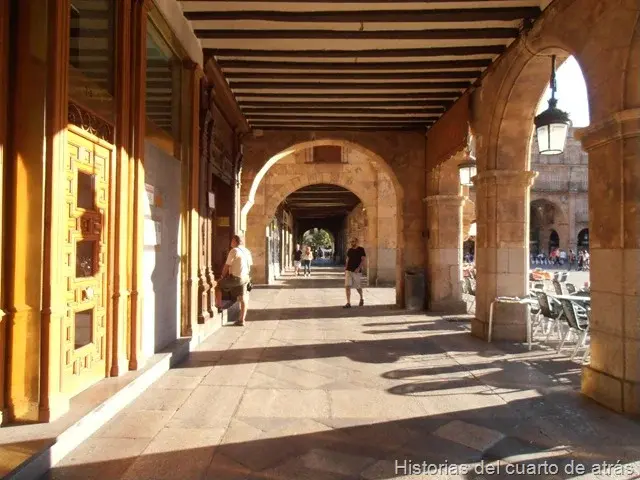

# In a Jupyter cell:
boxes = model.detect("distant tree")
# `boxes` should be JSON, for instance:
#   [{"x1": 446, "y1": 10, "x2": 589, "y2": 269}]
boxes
[{"x1": 303, "y1": 229, "x2": 332, "y2": 251}]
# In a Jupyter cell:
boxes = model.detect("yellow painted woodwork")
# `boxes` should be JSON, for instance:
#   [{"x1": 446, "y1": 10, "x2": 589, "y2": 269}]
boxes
[
  {"x1": 61, "y1": 128, "x2": 111, "y2": 397},
  {"x1": 6, "y1": 0, "x2": 49, "y2": 422},
  {"x1": 0, "y1": 0, "x2": 10, "y2": 424}
]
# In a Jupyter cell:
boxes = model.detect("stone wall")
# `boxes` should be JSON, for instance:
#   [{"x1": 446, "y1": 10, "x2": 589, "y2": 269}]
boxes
[{"x1": 240, "y1": 131, "x2": 426, "y2": 304}]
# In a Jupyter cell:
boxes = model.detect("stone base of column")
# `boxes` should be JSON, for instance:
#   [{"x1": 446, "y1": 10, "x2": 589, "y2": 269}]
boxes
[
  {"x1": 582, "y1": 365, "x2": 640, "y2": 415},
  {"x1": 471, "y1": 303, "x2": 529, "y2": 341},
  {"x1": 429, "y1": 298, "x2": 467, "y2": 315}
]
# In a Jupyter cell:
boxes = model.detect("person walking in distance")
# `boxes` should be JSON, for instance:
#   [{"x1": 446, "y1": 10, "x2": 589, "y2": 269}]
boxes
[
  {"x1": 344, "y1": 238, "x2": 366, "y2": 308},
  {"x1": 214, "y1": 235, "x2": 253, "y2": 326},
  {"x1": 293, "y1": 244, "x2": 303, "y2": 276},
  {"x1": 301, "y1": 245, "x2": 313, "y2": 277}
]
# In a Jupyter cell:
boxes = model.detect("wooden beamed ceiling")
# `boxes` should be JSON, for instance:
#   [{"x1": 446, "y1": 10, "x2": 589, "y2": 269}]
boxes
[
  {"x1": 180, "y1": 0, "x2": 545, "y2": 131},
  {"x1": 283, "y1": 184, "x2": 362, "y2": 219}
]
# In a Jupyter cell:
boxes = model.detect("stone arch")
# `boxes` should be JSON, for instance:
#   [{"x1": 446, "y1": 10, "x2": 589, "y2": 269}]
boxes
[
  {"x1": 242, "y1": 139, "x2": 403, "y2": 302},
  {"x1": 241, "y1": 138, "x2": 404, "y2": 230},
  {"x1": 245, "y1": 170, "x2": 398, "y2": 290},
  {"x1": 530, "y1": 197, "x2": 567, "y2": 226}
]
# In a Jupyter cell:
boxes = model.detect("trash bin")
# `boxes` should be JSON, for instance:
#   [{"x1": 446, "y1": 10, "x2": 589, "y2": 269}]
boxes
[{"x1": 404, "y1": 269, "x2": 425, "y2": 311}]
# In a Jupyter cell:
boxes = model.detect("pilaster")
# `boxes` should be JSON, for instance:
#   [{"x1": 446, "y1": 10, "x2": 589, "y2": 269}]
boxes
[
  {"x1": 183, "y1": 61, "x2": 203, "y2": 335},
  {"x1": 575, "y1": 109, "x2": 640, "y2": 414},
  {"x1": 424, "y1": 194, "x2": 467, "y2": 313},
  {"x1": 128, "y1": 0, "x2": 150, "y2": 371},
  {"x1": 472, "y1": 169, "x2": 537, "y2": 341},
  {"x1": 109, "y1": 0, "x2": 133, "y2": 377},
  {"x1": 0, "y1": 0, "x2": 9, "y2": 424}
]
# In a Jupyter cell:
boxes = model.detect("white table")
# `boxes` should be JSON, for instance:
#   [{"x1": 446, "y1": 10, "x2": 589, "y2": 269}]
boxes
[
  {"x1": 488, "y1": 296, "x2": 539, "y2": 350},
  {"x1": 549, "y1": 294, "x2": 591, "y2": 306}
]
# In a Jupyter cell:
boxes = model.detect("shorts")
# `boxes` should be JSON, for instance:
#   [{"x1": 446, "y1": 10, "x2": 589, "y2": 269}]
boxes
[
  {"x1": 293, "y1": 261, "x2": 301, "y2": 268},
  {"x1": 217, "y1": 275, "x2": 249, "y2": 299},
  {"x1": 345, "y1": 271, "x2": 362, "y2": 289}
]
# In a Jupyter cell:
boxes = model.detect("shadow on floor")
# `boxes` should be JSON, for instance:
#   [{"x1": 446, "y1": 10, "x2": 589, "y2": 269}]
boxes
[{"x1": 45, "y1": 392, "x2": 640, "y2": 480}]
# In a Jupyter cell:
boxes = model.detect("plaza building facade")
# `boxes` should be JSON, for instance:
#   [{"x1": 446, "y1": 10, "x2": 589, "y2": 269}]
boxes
[{"x1": 530, "y1": 128, "x2": 590, "y2": 256}]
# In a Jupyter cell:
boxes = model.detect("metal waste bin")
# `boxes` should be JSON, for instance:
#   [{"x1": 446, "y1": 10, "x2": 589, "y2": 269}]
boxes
[{"x1": 404, "y1": 269, "x2": 425, "y2": 311}]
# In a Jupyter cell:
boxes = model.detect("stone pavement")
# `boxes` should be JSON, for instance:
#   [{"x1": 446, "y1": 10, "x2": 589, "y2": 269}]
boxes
[{"x1": 46, "y1": 268, "x2": 640, "y2": 480}]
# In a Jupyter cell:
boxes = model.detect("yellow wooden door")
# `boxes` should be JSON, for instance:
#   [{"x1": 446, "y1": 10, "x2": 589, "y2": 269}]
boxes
[{"x1": 62, "y1": 129, "x2": 111, "y2": 396}]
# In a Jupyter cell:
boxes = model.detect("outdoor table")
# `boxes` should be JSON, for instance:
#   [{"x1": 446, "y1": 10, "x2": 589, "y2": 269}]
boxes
[
  {"x1": 488, "y1": 296, "x2": 539, "y2": 350},
  {"x1": 549, "y1": 294, "x2": 590, "y2": 304}
]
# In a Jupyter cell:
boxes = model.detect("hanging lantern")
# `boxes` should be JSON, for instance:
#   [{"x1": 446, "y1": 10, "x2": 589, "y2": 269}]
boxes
[
  {"x1": 458, "y1": 159, "x2": 477, "y2": 187},
  {"x1": 534, "y1": 55, "x2": 572, "y2": 155}
]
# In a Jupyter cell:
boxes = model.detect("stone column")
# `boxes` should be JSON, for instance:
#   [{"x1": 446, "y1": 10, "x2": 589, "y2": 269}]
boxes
[
  {"x1": 577, "y1": 110, "x2": 640, "y2": 414},
  {"x1": 424, "y1": 194, "x2": 467, "y2": 313},
  {"x1": 472, "y1": 170, "x2": 536, "y2": 341}
]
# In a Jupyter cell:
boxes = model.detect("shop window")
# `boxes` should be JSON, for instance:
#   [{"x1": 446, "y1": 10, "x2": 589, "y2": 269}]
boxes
[
  {"x1": 145, "y1": 23, "x2": 182, "y2": 142},
  {"x1": 75, "y1": 309, "x2": 93, "y2": 349},
  {"x1": 68, "y1": 1, "x2": 116, "y2": 121}
]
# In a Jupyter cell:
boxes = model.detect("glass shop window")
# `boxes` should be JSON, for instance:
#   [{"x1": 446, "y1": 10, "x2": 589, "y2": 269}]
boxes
[
  {"x1": 145, "y1": 22, "x2": 182, "y2": 142},
  {"x1": 68, "y1": 0, "x2": 116, "y2": 121}
]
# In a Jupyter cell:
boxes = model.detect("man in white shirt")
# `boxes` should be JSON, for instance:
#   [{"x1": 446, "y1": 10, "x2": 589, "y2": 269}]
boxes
[{"x1": 215, "y1": 234, "x2": 253, "y2": 325}]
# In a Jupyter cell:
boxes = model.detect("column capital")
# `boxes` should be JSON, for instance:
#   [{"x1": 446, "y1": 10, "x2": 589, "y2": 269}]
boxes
[
  {"x1": 574, "y1": 108, "x2": 640, "y2": 152},
  {"x1": 472, "y1": 170, "x2": 537, "y2": 188},
  {"x1": 422, "y1": 194, "x2": 466, "y2": 206}
]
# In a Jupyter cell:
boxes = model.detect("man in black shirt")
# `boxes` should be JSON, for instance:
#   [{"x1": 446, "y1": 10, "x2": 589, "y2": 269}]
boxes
[
  {"x1": 344, "y1": 238, "x2": 366, "y2": 308},
  {"x1": 293, "y1": 244, "x2": 302, "y2": 276}
]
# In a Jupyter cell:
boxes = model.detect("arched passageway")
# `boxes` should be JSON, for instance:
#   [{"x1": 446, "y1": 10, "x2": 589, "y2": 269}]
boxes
[
  {"x1": 577, "y1": 228, "x2": 589, "y2": 251},
  {"x1": 241, "y1": 143, "x2": 400, "y2": 297}
]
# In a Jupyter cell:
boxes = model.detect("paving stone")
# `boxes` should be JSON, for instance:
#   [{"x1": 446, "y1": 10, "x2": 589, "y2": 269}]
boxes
[
  {"x1": 236, "y1": 389, "x2": 330, "y2": 418},
  {"x1": 434, "y1": 420, "x2": 505, "y2": 452},
  {"x1": 168, "y1": 385, "x2": 244, "y2": 429},
  {"x1": 127, "y1": 387, "x2": 193, "y2": 412},
  {"x1": 202, "y1": 363, "x2": 258, "y2": 386},
  {"x1": 329, "y1": 389, "x2": 425, "y2": 419},
  {"x1": 96, "y1": 410, "x2": 174, "y2": 439},
  {"x1": 152, "y1": 375, "x2": 203, "y2": 390},
  {"x1": 47, "y1": 438, "x2": 150, "y2": 480}
]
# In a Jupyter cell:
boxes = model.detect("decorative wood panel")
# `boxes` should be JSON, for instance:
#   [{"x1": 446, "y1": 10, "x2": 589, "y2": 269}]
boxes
[{"x1": 61, "y1": 129, "x2": 110, "y2": 396}]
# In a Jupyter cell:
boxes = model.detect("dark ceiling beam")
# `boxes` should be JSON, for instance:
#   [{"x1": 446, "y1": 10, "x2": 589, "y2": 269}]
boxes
[
  {"x1": 236, "y1": 92, "x2": 458, "y2": 99},
  {"x1": 249, "y1": 117, "x2": 433, "y2": 124},
  {"x1": 195, "y1": 28, "x2": 518, "y2": 40},
  {"x1": 206, "y1": 45, "x2": 505, "y2": 58},
  {"x1": 231, "y1": 81, "x2": 470, "y2": 90},
  {"x1": 218, "y1": 58, "x2": 492, "y2": 71},
  {"x1": 255, "y1": 125, "x2": 423, "y2": 131},
  {"x1": 243, "y1": 107, "x2": 442, "y2": 114},
  {"x1": 239, "y1": 100, "x2": 450, "y2": 108},
  {"x1": 225, "y1": 70, "x2": 481, "y2": 80},
  {"x1": 185, "y1": 7, "x2": 539, "y2": 22}
]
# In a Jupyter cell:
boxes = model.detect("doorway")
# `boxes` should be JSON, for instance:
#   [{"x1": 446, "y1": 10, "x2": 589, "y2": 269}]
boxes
[{"x1": 61, "y1": 128, "x2": 112, "y2": 396}]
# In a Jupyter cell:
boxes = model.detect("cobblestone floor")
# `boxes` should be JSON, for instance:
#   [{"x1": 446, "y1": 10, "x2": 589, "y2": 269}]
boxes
[{"x1": 47, "y1": 268, "x2": 640, "y2": 480}]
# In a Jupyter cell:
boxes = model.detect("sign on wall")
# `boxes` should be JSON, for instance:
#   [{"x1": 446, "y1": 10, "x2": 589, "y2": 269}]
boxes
[{"x1": 208, "y1": 191, "x2": 215, "y2": 209}]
